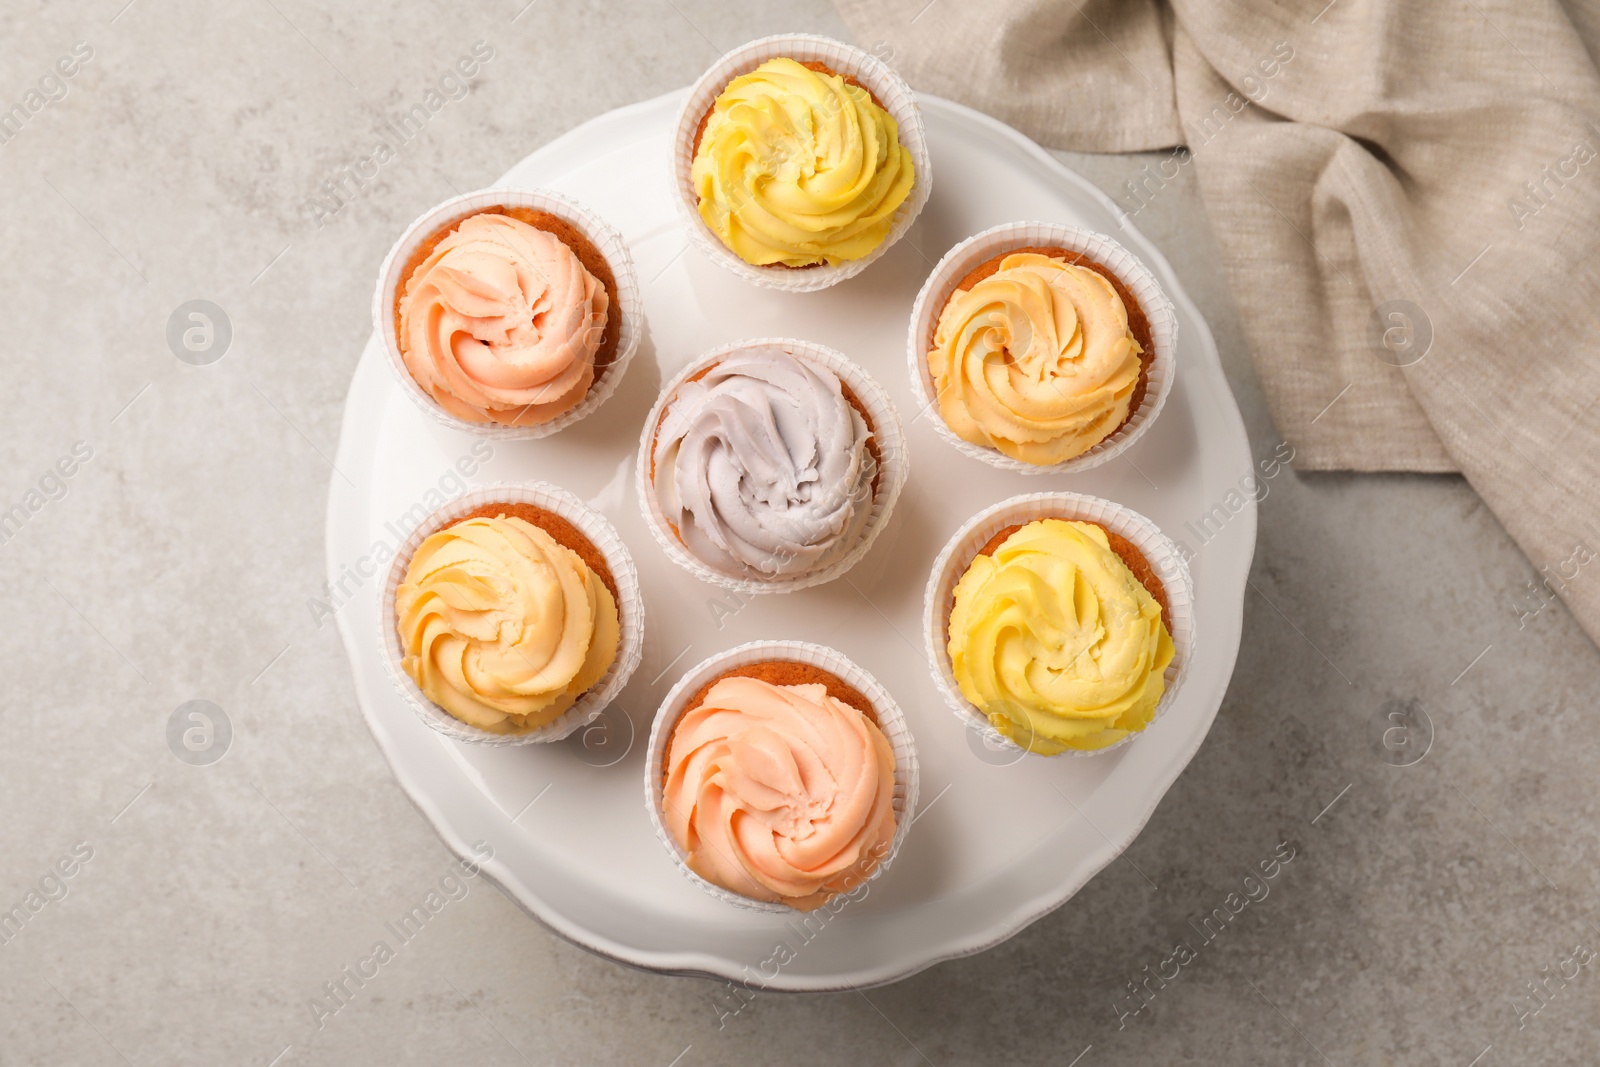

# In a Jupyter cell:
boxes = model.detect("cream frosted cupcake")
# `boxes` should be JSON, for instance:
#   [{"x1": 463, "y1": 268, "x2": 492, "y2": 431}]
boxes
[
  {"x1": 381, "y1": 483, "x2": 644, "y2": 744},
  {"x1": 909, "y1": 223, "x2": 1177, "y2": 474},
  {"x1": 375, "y1": 190, "x2": 641, "y2": 437},
  {"x1": 645, "y1": 641, "x2": 918, "y2": 912},
  {"x1": 672, "y1": 35, "x2": 932, "y2": 291},
  {"x1": 636, "y1": 339, "x2": 907, "y2": 593},
  {"x1": 925, "y1": 493, "x2": 1194, "y2": 757}
]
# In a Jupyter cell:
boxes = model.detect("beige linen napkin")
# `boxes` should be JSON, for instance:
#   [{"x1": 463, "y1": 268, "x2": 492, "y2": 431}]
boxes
[{"x1": 836, "y1": 0, "x2": 1600, "y2": 641}]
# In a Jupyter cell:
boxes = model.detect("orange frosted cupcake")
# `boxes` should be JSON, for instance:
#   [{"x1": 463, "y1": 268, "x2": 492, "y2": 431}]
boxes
[
  {"x1": 908, "y1": 222, "x2": 1177, "y2": 473},
  {"x1": 927, "y1": 247, "x2": 1152, "y2": 465}
]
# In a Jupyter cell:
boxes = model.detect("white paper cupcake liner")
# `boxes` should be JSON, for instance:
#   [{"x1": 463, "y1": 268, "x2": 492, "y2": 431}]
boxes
[
  {"x1": 378, "y1": 482, "x2": 645, "y2": 746},
  {"x1": 906, "y1": 222, "x2": 1178, "y2": 474},
  {"x1": 374, "y1": 188, "x2": 642, "y2": 439},
  {"x1": 635, "y1": 338, "x2": 909, "y2": 595},
  {"x1": 670, "y1": 33, "x2": 933, "y2": 293},
  {"x1": 924, "y1": 493, "x2": 1195, "y2": 759},
  {"x1": 644, "y1": 640, "x2": 919, "y2": 913}
]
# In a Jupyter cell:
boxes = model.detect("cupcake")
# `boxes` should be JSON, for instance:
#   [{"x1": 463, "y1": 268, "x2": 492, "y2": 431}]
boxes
[
  {"x1": 926, "y1": 493, "x2": 1193, "y2": 757},
  {"x1": 692, "y1": 56, "x2": 912, "y2": 269},
  {"x1": 673, "y1": 35, "x2": 932, "y2": 291},
  {"x1": 646, "y1": 641, "x2": 917, "y2": 911},
  {"x1": 381, "y1": 483, "x2": 644, "y2": 744},
  {"x1": 637, "y1": 339, "x2": 907, "y2": 593},
  {"x1": 375, "y1": 189, "x2": 640, "y2": 437},
  {"x1": 909, "y1": 222, "x2": 1177, "y2": 474}
]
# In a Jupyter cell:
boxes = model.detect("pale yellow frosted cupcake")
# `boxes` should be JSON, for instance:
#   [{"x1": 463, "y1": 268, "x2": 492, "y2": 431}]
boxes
[{"x1": 395, "y1": 502, "x2": 620, "y2": 734}]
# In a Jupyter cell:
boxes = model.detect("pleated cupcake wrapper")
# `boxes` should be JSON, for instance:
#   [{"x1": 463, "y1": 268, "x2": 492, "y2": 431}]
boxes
[
  {"x1": 635, "y1": 338, "x2": 909, "y2": 595},
  {"x1": 670, "y1": 33, "x2": 933, "y2": 293},
  {"x1": 374, "y1": 188, "x2": 643, "y2": 439},
  {"x1": 378, "y1": 482, "x2": 645, "y2": 746},
  {"x1": 643, "y1": 640, "x2": 920, "y2": 913},
  {"x1": 923, "y1": 493, "x2": 1196, "y2": 759},
  {"x1": 906, "y1": 222, "x2": 1179, "y2": 475}
]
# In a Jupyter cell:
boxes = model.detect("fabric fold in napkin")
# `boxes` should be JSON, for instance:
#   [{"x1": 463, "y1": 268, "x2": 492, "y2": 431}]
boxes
[{"x1": 836, "y1": 0, "x2": 1600, "y2": 643}]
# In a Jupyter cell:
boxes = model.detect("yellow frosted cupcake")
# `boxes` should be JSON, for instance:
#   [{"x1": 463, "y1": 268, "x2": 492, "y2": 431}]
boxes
[
  {"x1": 395, "y1": 502, "x2": 621, "y2": 734},
  {"x1": 947, "y1": 518, "x2": 1173, "y2": 754},
  {"x1": 690, "y1": 56, "x2": 915, "y2": 269}
]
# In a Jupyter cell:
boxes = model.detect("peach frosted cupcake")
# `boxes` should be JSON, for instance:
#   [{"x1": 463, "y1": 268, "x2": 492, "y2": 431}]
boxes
[
  {"x1": 376, "y1": 190, "x2": 640, "y2": 437},
  {"x1": 645, "y1": 641, "x2": 918, "y2": 911},
  {"x1": 381, "y1": 483, "x2": 643, "y2": 744}
]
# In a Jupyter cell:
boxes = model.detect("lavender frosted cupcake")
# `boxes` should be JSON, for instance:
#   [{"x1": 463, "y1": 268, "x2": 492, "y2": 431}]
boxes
[{"x1": 636, "y1": 339, "x2": 907, "y2": 593}]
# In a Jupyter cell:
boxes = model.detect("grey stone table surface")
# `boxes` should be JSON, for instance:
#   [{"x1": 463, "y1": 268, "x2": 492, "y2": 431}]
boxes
[{"x1": 4, "y1": 1, "x2": 1597, "y2": 1064}]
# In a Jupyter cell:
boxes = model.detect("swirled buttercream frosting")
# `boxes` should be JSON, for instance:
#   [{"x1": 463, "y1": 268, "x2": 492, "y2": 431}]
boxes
[
  {"x1": 398, "y1": 211, "x2": 608, "y2": 426},
  {"x1": 929, "y1": 252, "x2": 1143, "y2": 464},
  {"x1": 691, "y1": 57, "x2": 915, "y2": 267},
  {"x1": 396, "y1": 514, "x2": 620, "y2": 733},
  {"x1": 651, "y1": 352, "x2": 878, "y2": 579},
  {"x1": 663, "y1": 673, "x2": 896, "y2": 909},
  {"x1": 948, "y1": 519, "x2": 1173, "y2": 754}
]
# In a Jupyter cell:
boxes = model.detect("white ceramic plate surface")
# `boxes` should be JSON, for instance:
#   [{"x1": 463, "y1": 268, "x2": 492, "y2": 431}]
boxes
[{"x1": 327, "y1": 89, "x2": 1257, "y2": 990}]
